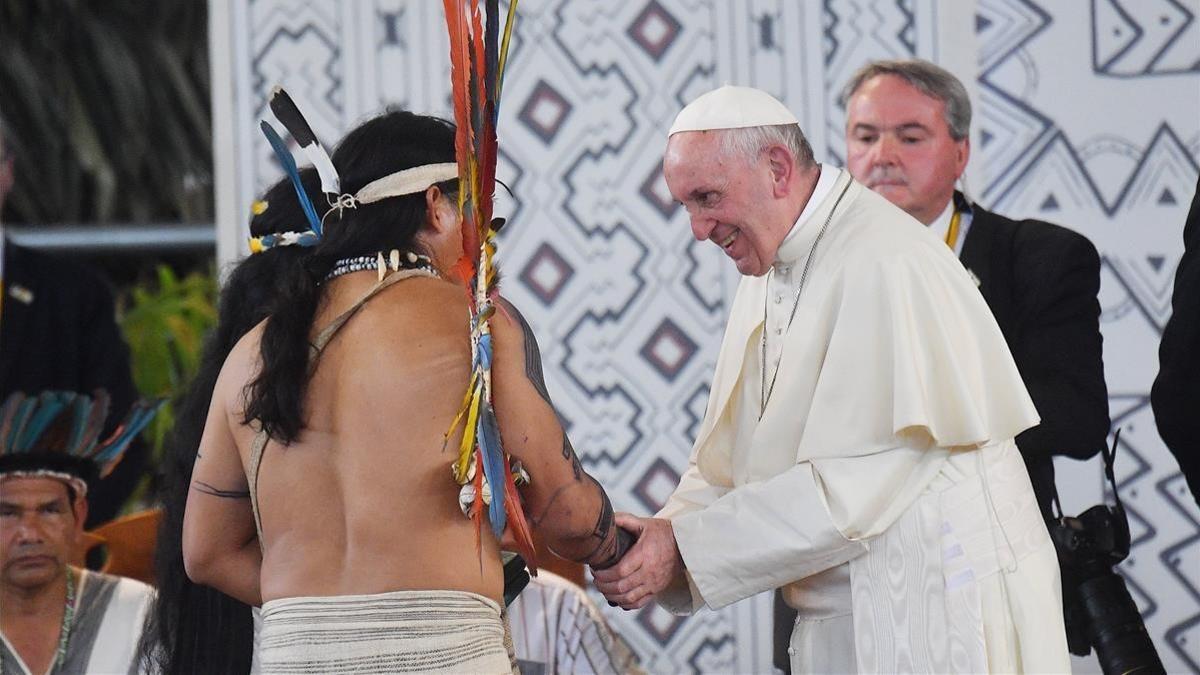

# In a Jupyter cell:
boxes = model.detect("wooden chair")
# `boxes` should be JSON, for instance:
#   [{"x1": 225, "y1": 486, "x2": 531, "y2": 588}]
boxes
[{"x1": 78, "y1": 508, "x2": 162, "y2": 585}]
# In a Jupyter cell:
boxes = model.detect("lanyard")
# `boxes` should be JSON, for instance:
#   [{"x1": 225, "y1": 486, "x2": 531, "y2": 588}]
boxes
[{"x1": 945, "y1": 207, "x2": 963, "y2": 250}]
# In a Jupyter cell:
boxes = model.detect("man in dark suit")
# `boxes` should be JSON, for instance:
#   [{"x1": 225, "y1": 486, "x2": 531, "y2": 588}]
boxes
[
  {"x1": 0, "y1": 114, "x2": 144, "y2": 526},
  {"x1": 1152, "y1": 175, "x2": 1200, "y2": 510},
  {"x1": 840, "y1": 59, "x2": 1110, "y2": 518}
]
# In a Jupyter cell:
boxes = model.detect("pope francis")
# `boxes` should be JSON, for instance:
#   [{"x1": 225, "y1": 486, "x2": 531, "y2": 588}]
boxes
[{"x1": 592, "y1": 85, "x2": 1071, "y2": 673}]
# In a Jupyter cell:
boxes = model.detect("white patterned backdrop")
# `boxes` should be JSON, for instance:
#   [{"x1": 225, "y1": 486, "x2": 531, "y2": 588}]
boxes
[{"x1": 209, "y1": 0, "x2": 1200, "y2": 671}]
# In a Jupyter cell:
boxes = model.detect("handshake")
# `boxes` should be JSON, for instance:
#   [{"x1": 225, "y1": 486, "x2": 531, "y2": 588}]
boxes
[{"x1": 589, "y1": 513, "x2": 685, "y2": 611}]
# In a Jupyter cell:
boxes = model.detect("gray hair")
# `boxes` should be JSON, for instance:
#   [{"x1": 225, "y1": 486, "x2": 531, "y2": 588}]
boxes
[
  {"x1": 840, "y1": 59, "x2": 971, "y2": 141},
  {"x1": 717, "y1": 123, "x2": 816, "y2": 169}
]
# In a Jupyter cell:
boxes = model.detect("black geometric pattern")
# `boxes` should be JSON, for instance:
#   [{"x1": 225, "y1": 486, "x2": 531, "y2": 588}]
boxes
[
  {"x1": 639, "y1": 318, "x2": 699, "y2": 383},
  {"x1": 518, "y1": 242, "x2": 575, "y2": 306},
  {"x1": 1091, "y1": 0, "x2": 1200, "y2": 78},
  {"x1": 632, "y1": 457, "x2": 681, "y2": 513},
  {"x1": 222, "y1": 0, "x2": 1199, "y2": 671},
  {"x1": 627, "y1": 1, "x2": 682, "y2": 63},
  {"x1": 517, "y1": 80, "x2": 573, "y2": 145},
  {"x1": 977, "y1": 2, "x2": 1200, "y2": 669}
]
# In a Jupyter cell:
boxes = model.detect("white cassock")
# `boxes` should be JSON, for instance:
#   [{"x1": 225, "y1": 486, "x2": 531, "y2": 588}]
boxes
[{"x1": 657, "y1": 167, "x2": 1071, "y2": 673}]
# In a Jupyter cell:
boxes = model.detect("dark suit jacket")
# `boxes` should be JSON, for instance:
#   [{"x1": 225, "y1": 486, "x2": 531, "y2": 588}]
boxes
[
  {"x1": 959, "y1": 199, "x2": 1110, "y2": 517},
  {"x1": 1152, "y1": 175, "x2": 1200, "y2": 509},
  {"x1": 1, "y1": 240, "x2": 144, "y2": 526}
]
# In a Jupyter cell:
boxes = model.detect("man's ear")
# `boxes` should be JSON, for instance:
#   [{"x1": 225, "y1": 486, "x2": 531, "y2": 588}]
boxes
[
  {"x1": 955, "y1": 136, "x2": 970, "y2": 179},
  {"x1": 72, "y1": 494, "x2": 88, "y2": 533},
  {"x1": 764, "y1": 145, "x2": 795, "y2": 197},
  {"x1": 424, "y1": 185, "x2": 455, "y2": 233}
]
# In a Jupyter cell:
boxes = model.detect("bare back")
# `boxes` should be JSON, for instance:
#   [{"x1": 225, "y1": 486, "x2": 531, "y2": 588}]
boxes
[{"x1": 218, "y1": 272, "x2": 501, "y2": 604}]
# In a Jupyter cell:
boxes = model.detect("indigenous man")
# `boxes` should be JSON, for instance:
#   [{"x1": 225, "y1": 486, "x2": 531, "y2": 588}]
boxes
[
  {"x1": 593, "y1": 85, "x2": 1071, "y2": 673},
  {"x1": 0, "y1": 390, "x2": 159, "y2": 675}
]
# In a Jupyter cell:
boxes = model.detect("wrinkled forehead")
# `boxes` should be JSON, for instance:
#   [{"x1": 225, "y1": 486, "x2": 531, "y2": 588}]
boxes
[{"x1": 666, "y1": 129, "x2": 723, "y2": 159}]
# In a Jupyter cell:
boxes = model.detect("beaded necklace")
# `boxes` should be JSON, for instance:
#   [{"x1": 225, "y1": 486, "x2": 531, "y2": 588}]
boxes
[
  {"x1": 52, "y1": 566, "x2": 77, "y2": 671},
  {"x1": 323, "y1": 251, "x2": 438, "y2": 282}
]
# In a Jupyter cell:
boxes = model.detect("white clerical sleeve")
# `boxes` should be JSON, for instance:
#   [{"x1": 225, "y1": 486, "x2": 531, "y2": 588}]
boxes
[
  {"x1": 657, "y1": 462, "x2": 729, "y2": 520},
  {"x1": 669, "y1": 462, "x2": 866, "y2": 611},
  {"x1": 653, "y1": 462, "x2": 731, "y2": 613}
]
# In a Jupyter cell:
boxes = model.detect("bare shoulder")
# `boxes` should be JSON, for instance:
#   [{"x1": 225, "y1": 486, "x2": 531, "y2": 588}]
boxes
[
  {"x1": 489, "y1": 296, "x2": 537, "y2": 357},
  {"x1": 214, "y1": 318, "x2": 268, "y2": 414},
  {"x1": 376, "y1": 275, "x2": 472, "y2": 331}
]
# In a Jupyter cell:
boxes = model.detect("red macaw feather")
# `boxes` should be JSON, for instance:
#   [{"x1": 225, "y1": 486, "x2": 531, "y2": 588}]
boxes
[
  {"x1": 502, "y1": 455, "x2": 539, "y2": 576},
  {"x1": 443, "y1": 0, "x2": 477, "y2": 268},
  {"x1": 472, "y1": 447, "x2": 486, "y2": 559},
  {"x1": 478, "y1": 104, "x2": 497, "y2": 228},
  {"x1": 452, "y1": 255, "x2": 476, "y2": 289}
]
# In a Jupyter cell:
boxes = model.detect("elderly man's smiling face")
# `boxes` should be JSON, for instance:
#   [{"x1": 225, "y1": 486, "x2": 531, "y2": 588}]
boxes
[{"x1": 663, "y1": 130, "x2": 787, "y2": 277}]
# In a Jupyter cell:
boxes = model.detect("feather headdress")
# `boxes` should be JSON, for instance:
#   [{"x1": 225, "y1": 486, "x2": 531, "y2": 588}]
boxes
[
  {"x1": 0, "y1": 390, "x2": 164, "y2": 496},
  {"x1": 252, "y1": 87, "x2": 460, "y2": 254},
  {"x1": 441, "y1": 0, "x2": 538, "y2": 573},
  {"x1": 250, "y1": 91, "x2": 330, "y2": 253}
]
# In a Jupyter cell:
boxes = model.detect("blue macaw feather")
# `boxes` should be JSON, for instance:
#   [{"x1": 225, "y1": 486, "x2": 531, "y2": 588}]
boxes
[
  {"x1": 260, "y1": 120, "x2": 323, "y2": 236},
  {"x1": 260, "y1": 231, "x2": 319, "y2": 250},
  {"x1": 65, "y1": 394, "x2": 92, "y2": 455},
  {"x1": 76, "y1": 391, "x2": 111, "y2": 456},
  {"x1": 92, "y1": 401, "x2": 164, "y2": 464},
  {"x1": 477, "y1": 405, "x2": 507, "y2": 537},
  {"x1": 16, "y1": 392, "x2": 72, "y2": 452},
  {"x1": 478, "y1": 334, "x2": 493, "y2": 369},
  {"x1": 5, "y1": 398, "x2": 38, "y2": 452}
]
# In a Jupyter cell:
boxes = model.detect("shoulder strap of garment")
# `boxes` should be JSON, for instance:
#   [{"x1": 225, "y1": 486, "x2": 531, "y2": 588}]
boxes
[
  {"x1": 249, "y1": 427, "x2": 270, "y2": 548},
  {"x1": 309, "y1": 267, "x2": 437, "y2": 356}
]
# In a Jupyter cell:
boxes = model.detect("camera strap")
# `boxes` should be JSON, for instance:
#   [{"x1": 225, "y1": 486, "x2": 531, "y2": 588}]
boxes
[{"x1": 1052, "y1": 428, "x2": 1123, "y2": 522}]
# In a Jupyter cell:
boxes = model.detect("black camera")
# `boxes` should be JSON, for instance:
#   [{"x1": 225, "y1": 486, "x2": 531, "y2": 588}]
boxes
[{"x1": 1048, "y1": 430, "x2": 1164, "y2": 675}]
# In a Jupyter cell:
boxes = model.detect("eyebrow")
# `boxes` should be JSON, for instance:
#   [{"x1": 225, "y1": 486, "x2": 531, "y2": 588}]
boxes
[{"x1": 852, "y1": 122, "x2": 930, "y2": 134}]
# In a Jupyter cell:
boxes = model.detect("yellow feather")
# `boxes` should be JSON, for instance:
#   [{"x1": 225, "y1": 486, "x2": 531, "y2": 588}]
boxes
[{"x1": 455, "y1": 380, "x2": 484, "y2": 482}]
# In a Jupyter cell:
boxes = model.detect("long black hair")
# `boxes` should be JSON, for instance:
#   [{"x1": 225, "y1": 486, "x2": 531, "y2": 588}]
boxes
[
  {"x1": 243, "y1": 110, "x2": 458, "y2": 444},
  {"x1": 139, "y1": 169, "x2": 320, "y2": 674}
]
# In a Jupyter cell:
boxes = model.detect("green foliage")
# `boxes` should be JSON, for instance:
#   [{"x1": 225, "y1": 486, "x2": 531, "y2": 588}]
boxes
[
  {"x1": 0, "y1": 0, "x2": 211, "y2": 224},
  {"x1": 118, "y1": 265, "x2": 217, "y2": 463}
]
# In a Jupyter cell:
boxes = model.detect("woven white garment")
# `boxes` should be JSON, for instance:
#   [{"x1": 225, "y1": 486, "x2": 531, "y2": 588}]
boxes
[{"x1": 256, "y1": 590, "x2": 515, "y2": 674}]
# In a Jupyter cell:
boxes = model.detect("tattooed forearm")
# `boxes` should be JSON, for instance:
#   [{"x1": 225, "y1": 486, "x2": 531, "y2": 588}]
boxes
[
  {"x1": 584, "y1": 487, "x2": 634, "y2": 569},
  {"x1": 192, "y1": 481, "x2": 250, "y2": 499},
  {"x1": 504, "y1": 299, "x2": 586, "y2": 479},
  {"x1": 503, "y1": 300, "x2": 553, "y2": 405},
  {"x1": 531, "y1": 483, "x2": 573, "y2": 528},
  {"x1": 562, "y1": 434, "x2": 583, "y2": 480}
]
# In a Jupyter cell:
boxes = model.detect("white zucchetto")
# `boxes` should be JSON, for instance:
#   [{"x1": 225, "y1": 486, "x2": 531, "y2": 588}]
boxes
[{"x1": 668, "y1": 85, "x2": 799, "y2": 136}]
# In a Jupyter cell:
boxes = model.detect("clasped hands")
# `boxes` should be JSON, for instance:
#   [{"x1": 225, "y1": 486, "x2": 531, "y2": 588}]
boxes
[{"x1": 591, "y1": 513, "x2": 684, "y2": 610}]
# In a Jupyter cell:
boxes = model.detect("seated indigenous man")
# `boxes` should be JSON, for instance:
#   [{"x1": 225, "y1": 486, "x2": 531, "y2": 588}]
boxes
[
  {"x1": 182, "y1": 110, "x2": 631, "y2": 673},
  {"x1": 0, "y1": 390, "x2": 160, "y2": 675},
  {"x1": 508, "y1": 569, "x2": 644, "y2": 675}
]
